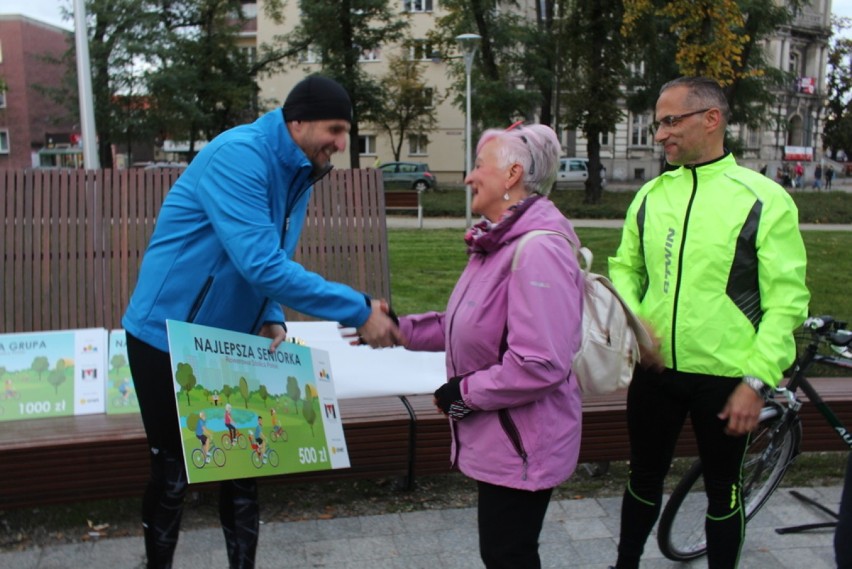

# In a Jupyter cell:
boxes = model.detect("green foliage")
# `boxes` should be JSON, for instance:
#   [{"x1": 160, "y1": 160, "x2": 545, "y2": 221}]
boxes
[
  {"x1": 374, "y1": 53, "x2": 444, "y2": 162},
  {"x1": 421, "y1": 187, "x2": 852, "y2": 225},
  {"x1": 620, "y1": 0, "x2": 805, "y2": 130},
  {"x1": 258, "y1": 385, "x2": 269, "y2": 407},
  {"x1": 430, "y1": 0, "x2": 542, "y2": 128},
  {"x1": 239, "y1": 376, "x2": 250, "y2": 408},
  {"x1": 283, "y1": 0, "x2": 408, "y2": 167},
  {"x1": 48, "y1": 360, "x2": 67, "y2": 395},
  {"x1": 222, "y1": 384, "x2": 233, "y2": 402},
  {"x1": 302, "y1": 389, "x2": 316, "y2": 436},
  {"x1": 31, "y1": 356, "x2": 50, "y2": 381},
  {"x1": 286, "y1": 376, "x2": 301, "y2": 412},
  {"x1": 110, "y1": 354, "x2": 127, "y2": 372},
  {"x1": 175, "y1": 362, "x2": 197, "y2": 405},
  {"x1": 823, "y1": 18, "x2": 852, "y2": 160},
  {"x1": 388, "y1": 227, "x2": 852, "y2": 324}
]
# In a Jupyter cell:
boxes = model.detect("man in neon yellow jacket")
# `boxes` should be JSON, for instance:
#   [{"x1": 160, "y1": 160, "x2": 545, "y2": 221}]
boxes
[{"x1": 608, "y1": 77, "x2": 810, "y2": 569}]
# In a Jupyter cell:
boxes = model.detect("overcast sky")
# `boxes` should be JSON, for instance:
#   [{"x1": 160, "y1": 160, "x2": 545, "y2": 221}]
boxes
[{"x1": 0, "y1": 0, "x2": 850, "y2": 41}]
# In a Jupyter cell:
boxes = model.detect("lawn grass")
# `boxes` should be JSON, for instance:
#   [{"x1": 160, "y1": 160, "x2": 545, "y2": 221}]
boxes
[
  {"x1": 422, "y1": 186, "x2": 852, "y2": 224},
  {"x1": 388, "y1": 227, "x2": 852, "y2": 323}
]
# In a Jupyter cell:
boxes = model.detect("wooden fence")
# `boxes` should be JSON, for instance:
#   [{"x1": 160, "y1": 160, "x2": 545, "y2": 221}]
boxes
[{"x1": 0, "y1": 168, "x2": 391, "y2": 334}]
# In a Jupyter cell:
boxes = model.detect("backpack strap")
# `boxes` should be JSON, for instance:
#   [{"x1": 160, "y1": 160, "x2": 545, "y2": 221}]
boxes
[
  {"x1": 511, "y1": 229, "x2": 592, "y2": 273},
  {"x1": 511, "y1": 229, "x2": 654, "y2": 351}
]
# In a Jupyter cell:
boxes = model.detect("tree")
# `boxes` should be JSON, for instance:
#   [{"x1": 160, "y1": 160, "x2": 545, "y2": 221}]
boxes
[
  {"x1": 286, "y1": 376, "x2": 301, "y2": 413},
  {"x1": 431, "y1": 0, "x2": 541, "y2": 128},
  {"x1": 110, "y1": 354, "x2": 127, "y2": 373},
  {"x1": 621, "y1": 0, "x2": 808, "y2": 129},
  {"x1": 302, "y1": 386, "x2": 317, "y2": 436},
  {"x1": 823, "y1": 18, "x2": 852, "y2": 160},
  {"x1": 55, "y1": 0, "x2": 161, "y2": 167},
  {"x1": 239, "y1": 376, "x2": 250, "y2": 408},
  {"x1": 562, "y1": 0, "x2": 629, "y2": 203},
  {"x1": 48, "y1": 360, "x2": 68, "y2": 395},
  {"x1": 222, "y1": 384, "x2": 233, "y2": 403},
  {"x1": 258, "y1": 385, "x2": 270, "y2": 407},
  {"x1": 282, "y1": 0, "x2": 408, "y2": 167},
  {"x1": 145, "y1": 0, "x2": 261, "y2": 158},
  {"x1": 32, "y1": 357, "x2": 50, "y2": 382},
  {"x1": 373, "y1": 53, "x2": 443, "y2": 161},
  {"x1": 175, "y1": 362, "x2": 197, "y2": 405}
]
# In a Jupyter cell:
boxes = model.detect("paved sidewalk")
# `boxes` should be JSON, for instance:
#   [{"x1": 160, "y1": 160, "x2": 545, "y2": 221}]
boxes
[{"x1": 0, "y1": 484, "x2": 841, "y2": 568}]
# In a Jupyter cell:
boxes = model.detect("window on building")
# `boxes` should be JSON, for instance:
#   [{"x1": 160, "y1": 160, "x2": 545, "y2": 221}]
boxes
[
  {"x1": 409, "y1": 39, "x2": 434, "y2": 61},
  {"x1": 404, "y1": 0, "x2": 433, "y2": 12},
  {"x1": 240, "y1": 46, "x2": 257, "y2": 65},
  {"x1": 408, "y1": 134, "x2": 428, "y2": 155},
  {"x1": 421, "y1": 87, "x2": 434, "y2": 108},
  {"x1": 360, "y1": 47, "x2": 381, "y2": 62},
  {"x1": 0, "y1": 90, "x2": 6, "y2": 109},
  {"x1": 299, "y1": 46, "x2": 321, "y2": 64},
  {"x1": 631, "y1": 112, "x2": 651, "y2": 146},
  {"x1": 0, "y1": 41, "x2": 3, "y2": 64},
  {"x1": 600, "y1": 131, "x2": 610, "y2": 146},
  {"x1": 359, "y1": 135, "x2": 377, "y2": 155},
  {"x1": 0, "y1": 130, "x2": 9, "y2": 154}
]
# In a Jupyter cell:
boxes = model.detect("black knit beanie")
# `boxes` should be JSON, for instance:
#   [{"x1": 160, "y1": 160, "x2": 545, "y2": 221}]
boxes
[{"x1": 284, "y1": 75, "x2": 352, "y2": 122}]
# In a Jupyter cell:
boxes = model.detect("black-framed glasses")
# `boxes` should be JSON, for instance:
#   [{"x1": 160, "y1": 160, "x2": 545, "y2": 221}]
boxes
[{"x1": 650, "y1": 108, "x2": 710, "y2": 134}]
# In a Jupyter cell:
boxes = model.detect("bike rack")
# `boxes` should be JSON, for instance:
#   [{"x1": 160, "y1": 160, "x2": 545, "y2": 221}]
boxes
[{"x1": 775, "y1": 490, "x2": 839, "y2": 534}]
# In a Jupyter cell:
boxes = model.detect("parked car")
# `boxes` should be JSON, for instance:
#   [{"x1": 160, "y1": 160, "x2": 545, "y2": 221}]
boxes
[
  {"x1": 378, "y1": 161, "x2": 436, "y2": 191},
  {"x1": 555, "y1": 157, "x2": 606, "y2": 187}
]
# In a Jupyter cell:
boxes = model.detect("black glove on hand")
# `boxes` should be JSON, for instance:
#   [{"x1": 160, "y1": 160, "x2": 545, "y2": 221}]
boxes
[{"x1": 433, "y1": 376, "x2": 472, "y2": 420}]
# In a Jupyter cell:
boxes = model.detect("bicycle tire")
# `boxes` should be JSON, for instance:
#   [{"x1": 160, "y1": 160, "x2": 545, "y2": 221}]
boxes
[
  {"x1": 212, "y1": 447, "x2": 226, "y2": 467},
  {"x1": 268, "y1": 449, "x2": 280, "y2": 467},
  {"x1": 191, "y1": 448, "x2": 205, "y2": 469},
  {"x1": 657, "y1": 403, "x2": 801, "y2": 561},
  {"x1": 251, "y1": 450, "x2": 262, "y2": 469},
  {"x1": 221, "y1": 433, "x2": 234, "y2": 450}
]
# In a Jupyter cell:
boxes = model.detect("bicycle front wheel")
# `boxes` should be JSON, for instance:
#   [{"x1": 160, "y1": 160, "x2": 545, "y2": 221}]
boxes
[{"x1": 657, "y1": 403, "x2": 801, "y2": 561}]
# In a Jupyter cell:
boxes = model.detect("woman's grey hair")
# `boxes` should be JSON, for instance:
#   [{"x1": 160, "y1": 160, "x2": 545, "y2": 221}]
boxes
[
  {"x1": 475, "y1": 124, "x2": 561, "y2": 196},
  {"x1": 660, "y1": 76, "x2": 731, "y2": 126}
]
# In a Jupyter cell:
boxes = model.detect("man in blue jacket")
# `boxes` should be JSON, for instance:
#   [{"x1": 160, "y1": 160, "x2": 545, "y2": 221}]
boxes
[{"x1": 123, "y1": 75, "x2": 400, "y2": 569}]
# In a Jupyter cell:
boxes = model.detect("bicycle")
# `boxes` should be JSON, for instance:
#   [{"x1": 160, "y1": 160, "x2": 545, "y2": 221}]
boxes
[
  {"x1": 270, "y1": 425, "x2": 288, "y2": 442},
  {"x1": 191, "y1": 443, "x2": 226, "y2": 469},
  {"x1": 656, "y1": 315, "x2": 852, "y2": 561},
  {"x1": 221, "y1": 431, "x2": 248, "y2": 450},
  {"x1": 248, "y1": 436, "x2": 280, "y2": 468}
]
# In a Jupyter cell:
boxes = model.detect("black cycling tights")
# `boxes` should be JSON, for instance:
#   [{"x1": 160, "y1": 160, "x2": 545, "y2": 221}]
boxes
[
  {"x1": 127, "y1": 333, "x2": 259, "y2": 569},
  {"x1": 615, "y1": 368, "x2": 749, "y2": 569}
]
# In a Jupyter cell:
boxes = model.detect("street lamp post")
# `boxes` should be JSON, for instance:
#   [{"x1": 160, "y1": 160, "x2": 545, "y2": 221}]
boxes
[{"x1": 456, "y1": 33, "x2": 481, "y2": 226}]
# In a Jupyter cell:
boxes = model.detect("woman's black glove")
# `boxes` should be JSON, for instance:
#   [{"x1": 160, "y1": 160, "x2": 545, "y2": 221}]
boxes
[{"x1": 433, "y1": 376, "x2": 472, "y2": 420}]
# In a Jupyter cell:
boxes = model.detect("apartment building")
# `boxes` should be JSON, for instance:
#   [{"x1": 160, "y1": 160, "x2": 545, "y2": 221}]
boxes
[
  {"x1": 257, "y1": 1, "x2": 833, "y2": 183},
  {"x1": 0, "y1": 15, "x2": 76, "y2": 169}
]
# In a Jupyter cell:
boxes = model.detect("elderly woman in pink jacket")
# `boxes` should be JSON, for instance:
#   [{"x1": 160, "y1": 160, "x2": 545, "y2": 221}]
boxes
[{"x1": 398, "y1": 124, "x2": 585, "y2": 568}]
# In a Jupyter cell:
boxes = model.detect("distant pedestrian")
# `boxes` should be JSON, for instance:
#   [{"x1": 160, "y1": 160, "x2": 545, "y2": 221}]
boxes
[
  {"x1": 794, "y1": 162, "x2": 804, "y2": 188},
  {"x1": 759, "y1": 164, "x2": 767, "y2": 176},
  {"x1": 813, "y1": 164, "x2": 822, "y2": 190},
  {"x1": 826, "y1": 165, "x2": 835, "y2": 190}
]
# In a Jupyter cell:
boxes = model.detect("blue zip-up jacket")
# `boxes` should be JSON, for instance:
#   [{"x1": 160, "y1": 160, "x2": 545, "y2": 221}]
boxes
[{"x1": 123, "y1": 110, "x2": 371, "y2": 352}]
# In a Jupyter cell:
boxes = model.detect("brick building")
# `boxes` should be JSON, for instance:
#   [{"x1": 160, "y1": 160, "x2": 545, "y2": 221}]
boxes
[{"x1": 0, "y1": 15, "x2": 76, "y2": 169}]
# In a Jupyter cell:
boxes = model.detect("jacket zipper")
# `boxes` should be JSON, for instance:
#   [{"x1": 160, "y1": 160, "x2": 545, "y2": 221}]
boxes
[
  {"x1": 249, "y1": 165, "x2": 335, "y2": 333},
  {"x1": 671, "y1": 169, "x2": 699, "y2": 369},
  {"x1": 498, "y1": 409, "x2": 529, "y2": 481}
]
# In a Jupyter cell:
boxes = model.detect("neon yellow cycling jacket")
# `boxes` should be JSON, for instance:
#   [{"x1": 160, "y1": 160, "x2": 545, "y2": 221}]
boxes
[{"x1": 609, "y1": 154, "x2": 810, "y2": 387}]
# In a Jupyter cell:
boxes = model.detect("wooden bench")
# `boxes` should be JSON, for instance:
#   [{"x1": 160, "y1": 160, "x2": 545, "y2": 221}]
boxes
[
  {"x1": 2, "y1": 377, "x2": 850, "y2": 508},
  {"x1": 384, "y1": 190, "x2": 423, "y2": 228}
]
